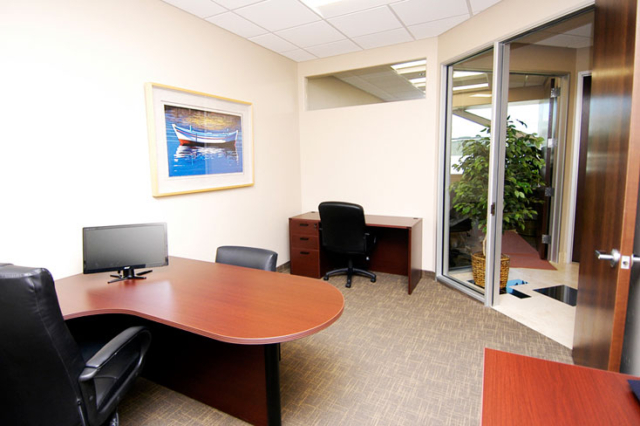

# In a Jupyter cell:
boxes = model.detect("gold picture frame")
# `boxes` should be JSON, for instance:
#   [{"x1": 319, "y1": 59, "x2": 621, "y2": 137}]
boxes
[{"x1": 145, "y1": 83, "x2": 254, "y2": 197}]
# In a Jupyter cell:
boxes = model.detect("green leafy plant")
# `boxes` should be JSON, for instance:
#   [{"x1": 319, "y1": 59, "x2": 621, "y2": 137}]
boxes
[{"x1": 451, "y1": 119, "x2": 545, "y2": 234}]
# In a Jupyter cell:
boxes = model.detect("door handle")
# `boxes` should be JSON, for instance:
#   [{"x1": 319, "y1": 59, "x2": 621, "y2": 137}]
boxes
[
  {"x1": 625, "y1": 254, "x2": 640, "y2": 269},
  {"x1": 595, "y1": 249, "x2": 621, "y2": 267}
]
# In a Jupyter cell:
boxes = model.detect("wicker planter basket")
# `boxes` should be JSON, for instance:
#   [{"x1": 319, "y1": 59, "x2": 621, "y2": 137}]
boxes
[{"x1": 471, "y1": 252, "x2": 510, "y2": 289}]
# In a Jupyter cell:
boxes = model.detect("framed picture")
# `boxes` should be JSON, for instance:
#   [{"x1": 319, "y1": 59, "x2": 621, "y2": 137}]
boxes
[{"x1": 145, "y1": 83, "x2": 254, "y2": 197}]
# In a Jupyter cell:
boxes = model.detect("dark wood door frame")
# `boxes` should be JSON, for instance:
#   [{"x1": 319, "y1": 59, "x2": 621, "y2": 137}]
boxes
[{"x1": 573, "y1": 0, "x2": 640, "y2": 371}]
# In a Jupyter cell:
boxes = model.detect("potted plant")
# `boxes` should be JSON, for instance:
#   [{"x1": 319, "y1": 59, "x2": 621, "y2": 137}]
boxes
[{"x1": 450, "y1": 118, "x2": 545, "y2": 288}]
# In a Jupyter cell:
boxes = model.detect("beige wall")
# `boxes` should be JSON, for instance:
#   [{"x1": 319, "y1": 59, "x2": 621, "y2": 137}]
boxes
[
  {"x1": 0, "y1": 0, "x2": 598, "y2": 279},
  {"x1": 298, "y1": 39, "x2": 439, "y2": 271},
  {"x1": 0, "y1": 0, "x2": 301, "y2": 278}
]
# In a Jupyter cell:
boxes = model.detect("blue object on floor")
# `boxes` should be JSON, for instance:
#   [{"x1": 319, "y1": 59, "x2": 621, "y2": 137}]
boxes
[{"x1": 506, "y1": 279, "x2": 527, "y2": 294}]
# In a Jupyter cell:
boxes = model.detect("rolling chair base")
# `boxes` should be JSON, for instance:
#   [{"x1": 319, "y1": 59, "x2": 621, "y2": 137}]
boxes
[{"x1": 323, "y1": 259, "x2": 376, "y2": 288}]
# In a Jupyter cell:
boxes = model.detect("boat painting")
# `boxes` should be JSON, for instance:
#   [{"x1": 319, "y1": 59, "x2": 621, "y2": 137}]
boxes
[
  {"x1": 163, "y1": 104, "x2": 244, "y2": 178},
  {"x1": 172, "y1": 124, "x2": 238, "y2": 147}
]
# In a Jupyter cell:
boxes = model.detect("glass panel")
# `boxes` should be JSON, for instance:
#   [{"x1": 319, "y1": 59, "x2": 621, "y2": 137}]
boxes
[
  {"x1": 442, "y1": 49, "x2": 494, "y2": 295},
  {"x1": 306, "y1": 59, "x2": 426, "y2": 110}
]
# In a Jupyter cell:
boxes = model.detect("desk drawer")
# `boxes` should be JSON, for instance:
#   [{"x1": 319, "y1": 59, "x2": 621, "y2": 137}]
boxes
[
  {"x1": 290, "y1": 234, "x2": 319, "y2": 250},
  {"x1": 290, "y1": 249, "x2": 320, "y2": 278},
  {"x1": 289, "y1": 219, "x2": 319, "y2": 236}
]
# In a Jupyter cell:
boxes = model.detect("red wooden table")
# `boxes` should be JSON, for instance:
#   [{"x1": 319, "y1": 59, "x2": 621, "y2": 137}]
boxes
[
  {"x1": 481, "y1": 348, "x2": 640, "y2": 425},
  {"x1": 56, "y1": 256, "x2": 344, "y2": 426}
]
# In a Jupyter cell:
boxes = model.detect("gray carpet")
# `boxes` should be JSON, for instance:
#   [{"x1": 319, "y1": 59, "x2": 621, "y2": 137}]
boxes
[{"x1": 119, "y1": 271, "x2": 572, "y2": 425}]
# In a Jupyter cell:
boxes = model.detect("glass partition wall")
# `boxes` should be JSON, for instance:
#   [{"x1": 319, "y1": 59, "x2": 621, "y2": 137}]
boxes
[
  {"x1": 440, "y1": 49, "x2": 496, "y2": 301},
  {"x1": 438, "y1": 9, "x2": 592, "y2": 311}
]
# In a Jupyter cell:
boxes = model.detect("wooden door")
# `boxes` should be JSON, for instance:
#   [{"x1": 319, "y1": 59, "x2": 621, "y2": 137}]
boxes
[{"x1": 573, "y1": 0, "x2": 640, "y2": 371}]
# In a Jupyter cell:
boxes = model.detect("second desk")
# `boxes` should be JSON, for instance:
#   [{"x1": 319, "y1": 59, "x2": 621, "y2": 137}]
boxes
[{"x1": 289, "y1": 212, "x2": 423, "y2": 294}]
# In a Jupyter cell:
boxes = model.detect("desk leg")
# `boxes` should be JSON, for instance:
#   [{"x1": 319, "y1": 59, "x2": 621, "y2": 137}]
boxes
[{"x1": 264, "y1": 344, "x2": 281, "y2": 426}]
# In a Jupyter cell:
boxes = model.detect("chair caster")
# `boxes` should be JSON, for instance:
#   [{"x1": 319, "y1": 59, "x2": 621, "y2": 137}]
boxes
[
  {"x1": 323, "y1": 276, "x2": 329, "y2": 281},
  {"x1": 371, "y1": 278, "x2": 376, "y2": 283},
  {"x1": 346, "y1": 280, "x2": 352, "y2": 288}
]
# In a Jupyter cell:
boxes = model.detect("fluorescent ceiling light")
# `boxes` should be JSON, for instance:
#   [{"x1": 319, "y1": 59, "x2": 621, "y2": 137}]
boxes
[
  {"x1": 410, "y1": 77, "x2": 426, "y2": 84},
  {"x1": 470, "y1": 93, "x2": 492, "y2": 98},
  {"x1": 391, "y1": 59, "x2": 426, "y2": 70},
  {"x1": 300, "y1": 0, "x2": 345, "y2": 15},
  {"x1": 394, "y1": 65, "x2": 425, "y2": 75},
  {"x1": 453, "y1": 83, "x2": 489, "y2": 92},
  {"x1": 413, "y1": 82, "x2": 426, "y2": 88},
  {"x1": 453, "y1": 71, "x2": 484, "y2": 78},
  {"x1": 301, "y1": 0, "x2": 344, "y2": 8}
]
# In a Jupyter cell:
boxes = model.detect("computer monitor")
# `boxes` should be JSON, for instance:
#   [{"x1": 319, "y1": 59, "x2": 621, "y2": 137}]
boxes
[{"x1": 83, "y1": 222, "x2": 168, "y2": 283}]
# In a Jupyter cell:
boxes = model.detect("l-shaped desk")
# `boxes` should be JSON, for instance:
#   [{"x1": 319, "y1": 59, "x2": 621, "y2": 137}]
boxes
[
  {"x1": 56, "y1": 257, "x2": 344, "y2": 426},
  {"x1": 289, "y1": 212, "x2": 423, "y2": 294}
]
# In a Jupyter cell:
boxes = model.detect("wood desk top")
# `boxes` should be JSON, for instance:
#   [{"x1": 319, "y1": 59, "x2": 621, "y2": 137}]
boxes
[
  {"x1": 482, "y1": 348, "x2": 640, "y2": 425},
  {"x1": 56, "y1": 257, "x2": 344, "y2": 345},
  {"x1": 292, "y1": 211, "x2": 422, "y2": 229}
]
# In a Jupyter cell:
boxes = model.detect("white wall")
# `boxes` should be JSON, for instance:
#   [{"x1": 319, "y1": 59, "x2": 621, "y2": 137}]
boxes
[
  {"x1": 298, "y1": 39, "x2": 439, "y2": 271},
  {"x1": 0, "y1": 0, "x2": 301, "y2": 278}
]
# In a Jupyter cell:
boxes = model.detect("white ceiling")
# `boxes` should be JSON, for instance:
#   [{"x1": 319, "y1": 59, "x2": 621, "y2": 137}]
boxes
[{"x1": 161, "y1": 0, "x2": 503, "y2": 62}]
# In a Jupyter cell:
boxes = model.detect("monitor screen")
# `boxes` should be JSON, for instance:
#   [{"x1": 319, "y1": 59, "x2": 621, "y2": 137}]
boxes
[{"x1": 83, "y1": 223, "x2": 168, "y2": 274}]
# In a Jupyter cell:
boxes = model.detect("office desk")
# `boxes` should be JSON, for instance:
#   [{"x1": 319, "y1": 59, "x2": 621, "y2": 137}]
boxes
[
  {"x1": 481, "y1": 348, "x2": 640, "y2": 425},
  {"x1": 289, "y1": 212, "x2": 423, "y2": 294},
  {"x1": 56, "y1": 256, "x2": 344, "y2": 426}
]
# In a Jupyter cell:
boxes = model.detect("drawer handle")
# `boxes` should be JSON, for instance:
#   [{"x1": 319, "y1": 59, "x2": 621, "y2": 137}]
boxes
[
  {"x1": 299, "y1": 223, "x2": 309, "y2": 227},
  {"x1": 300, "y1": 251, "x2": 310, "y2": 255},
  {"x1": 300, "y1": 237, "x2": 309, "y2": 241}
]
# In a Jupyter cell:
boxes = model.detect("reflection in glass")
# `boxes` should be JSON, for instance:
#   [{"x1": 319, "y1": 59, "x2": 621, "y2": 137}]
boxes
[{"x1": 306, "y1": 59, "x2": 426, "y2": 110}]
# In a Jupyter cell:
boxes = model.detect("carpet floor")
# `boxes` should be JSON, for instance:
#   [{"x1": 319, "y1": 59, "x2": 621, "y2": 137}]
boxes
[{"x1": 119, "y1": 271, "x2": 572, "y2": 425}]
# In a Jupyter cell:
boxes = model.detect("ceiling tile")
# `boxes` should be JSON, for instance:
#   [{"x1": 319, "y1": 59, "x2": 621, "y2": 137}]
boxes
[
  {"x1": 206, "y1": 12, "x2": 268, "y2": 38},
  {"x1": 469, "y1": 0, "x2": 502, "y2": 15},
  {"x1": 328, "y1": 6, "x2": 402, "y2": 38},
  {"x1": 276, "y1": 21, "x2": 345, "y2": 48},
  {"x1": 279, "y1": 49, "x2": 318, "y2": 61},
  {"x1": 408, "y1": 14, "x2": 469, "y2": 39},
  {"x1": 305, "y1": 39, "x2": 362, "y2": 58},
  {"x1": 161, "y1": 0, "x2": 226, "y2": 18},
  {"x1": 249, "y1": 33, "x2": 298, "y2": 52},
  {"x1": 212, "y1": 0, "x2": 263, "y2": 9},
  {"x1": 565, "y1": 23, "x2": 593, "y2": 38},
  {"x1": 352, "y1": 28, "x2": 413, "y2": 49},
  {"x1": 307, "y1": 0, "x2": 398, "y2": 19},
  {"x1": 235, "y1": 0, "x2": 321, "y2": 32},
  {"x1": 391, "y1": 0, "x2": 469, "y2": 26},
  {"x1": 536, "y1": 33, "x2": 592, "y2": 49}
]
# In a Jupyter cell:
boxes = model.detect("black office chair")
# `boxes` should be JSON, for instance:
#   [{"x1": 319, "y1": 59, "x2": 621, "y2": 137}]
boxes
[
  {"x1": 0, "y1": 264, "x2": 151, "y2": 426},
  {"x1": 318, "y1": 201, "x2": 377, "y2": 288},
  {"x1": 215, "y1": 245, "x2": 278, "y2": 272},
  {"x1": 215, "y1": 246, "x2": 280, "y2": 359}
]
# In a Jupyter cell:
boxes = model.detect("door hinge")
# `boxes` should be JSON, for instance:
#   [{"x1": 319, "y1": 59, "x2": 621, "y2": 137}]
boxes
[
  {"x1": 547, "y1": 138, "x2": 555, "y2": 148},
  {"x1": 551, "y1": 87, "x2": 561, "y2": 98},
  {"x1": 544, "y1": 187, "x2": 555, "y2": 197},
  {"x1": 490, "y1": 203, "x2": 496, "y2": 216},
  {"x1": 541, "y1": 234, "x2": 551, "y2": 244}
]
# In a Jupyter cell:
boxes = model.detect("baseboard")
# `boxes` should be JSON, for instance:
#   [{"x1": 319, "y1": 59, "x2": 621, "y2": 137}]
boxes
[
  {"x1": 277, "y1": 262, "x2": 291, "y2": 273},
  {"x1": 278, "y1": 262, "x2": 434, "y2": 282},
  {"x1": 422, "y1": 270, "x2": 435, "y2": 281}
]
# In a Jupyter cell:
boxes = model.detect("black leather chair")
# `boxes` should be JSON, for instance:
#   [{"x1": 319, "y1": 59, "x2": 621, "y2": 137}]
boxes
[
  {"x1": 215, "y1": 245, "x2": 278, "y2": 272},
  {"x1": 0, "y1": 264, "x2": 151, "y2": 426},
  {"x1": 318, "y1": 201, "x2": 377, "y2": 288}
]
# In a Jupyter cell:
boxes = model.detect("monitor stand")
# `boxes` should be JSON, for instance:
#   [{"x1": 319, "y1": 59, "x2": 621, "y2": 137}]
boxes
[{"x1": 108, "y1": 268, "x2": 152, "y2": 284}]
